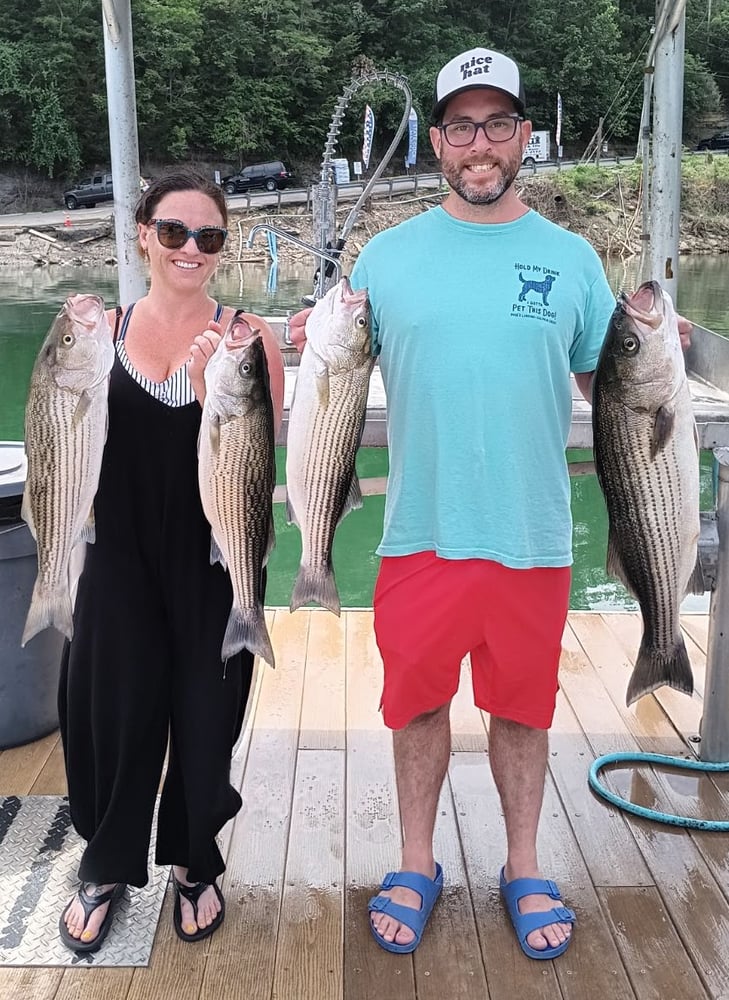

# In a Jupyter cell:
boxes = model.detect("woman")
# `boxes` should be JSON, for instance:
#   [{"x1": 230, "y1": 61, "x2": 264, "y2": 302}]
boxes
[{"x1": 58, "y1": 169, "x2": 284, "y2": 952}]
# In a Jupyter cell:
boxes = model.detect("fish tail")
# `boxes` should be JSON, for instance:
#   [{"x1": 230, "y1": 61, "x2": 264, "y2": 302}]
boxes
[
  {"x1": 21, "y1": 585, "x2": 74, "y2": 647},
  {"x1": 626, "y1": 635, "x2": 694, "y2": 706},
  {"x1": 221, "y1": 606, "x2": 275, "y2": 668},
  {"x1": 290, "y1": 565, "x2": 341, "y2": 616}
]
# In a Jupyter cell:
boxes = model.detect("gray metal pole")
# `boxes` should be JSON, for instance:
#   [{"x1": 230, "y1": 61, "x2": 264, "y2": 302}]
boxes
[
  {"x1": 101, "y1": 0, "x2": 147, "y2": 304},
  {"x1": 702, "y1": 448, "x2": 729, "y2": 762},
  {"x1": 649, "y1": 3, "x2": 685, "y2": 302}
]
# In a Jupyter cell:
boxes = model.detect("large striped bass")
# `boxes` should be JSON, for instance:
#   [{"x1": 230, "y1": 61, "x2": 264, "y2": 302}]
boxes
[
  {"x1": 198, "y1": 313, "x2": 276, "y2": 666},
  {"x1": 21, "y1": 293, "x2": 114, "y2": 646},
  {"x1": 286, "y1": 276, "x2": 373, "y2": 614},
  {"x1": 592, "y1": 280, "x2": 703, "y2": 705}
]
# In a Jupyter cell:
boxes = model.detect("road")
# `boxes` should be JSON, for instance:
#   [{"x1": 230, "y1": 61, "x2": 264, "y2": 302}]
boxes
[{"x1": 0, "y1": 158, "x2": 628, "y2": 231}]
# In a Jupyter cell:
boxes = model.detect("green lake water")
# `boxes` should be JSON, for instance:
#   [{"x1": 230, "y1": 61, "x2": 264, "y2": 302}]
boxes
[{"x1": 0, "y1": 258, "x2": 724, "y2": 610}]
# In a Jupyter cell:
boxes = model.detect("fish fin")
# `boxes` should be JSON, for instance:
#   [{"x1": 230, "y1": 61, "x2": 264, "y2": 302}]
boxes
[
  {"x1": 606, "y1": 534, "x2": 636, "y2": 595},
  {"x1": 221, "y1": 606, "x2": 275, "y2": 667},
  {"x1": 21, "y1": 584, "x2": 74, "y2": 647},
  {"x1": 78, "y1": 509, "x2": 95, "y2": 544},
  {"x1": 20, "y1": 490, "x2": 36, "y2": 540},
  {"x1": 626, "y1": 635, "x2": 694, "y2": 706},
  {"x1": 686, "y1": 555, "x2": 705, "y2": 596},
  {"x1": 290, "y1": 564, "x2": 341, "y2": 616},
  {"x1": 285, "y1": 495, "x2": 300, "y2": 527},
  {"x1": 314, "y1": 357, "x2": 330, "y2": 408},
  {"x1": 650, "y1": 405, "x2": 675, "y2": 459},
  {"x1": 72, "y1": 391, "x2": 93, "y2": 427},
  {"x1": 263, "y1": 517, "x2": 276, "y2": 566},
  {"x1": 338, "y1": 475, "x2": 364, "y2": 524},
  {"x1": 210, "y1": 533, "x2": 227, "y2": 570},
  {"x1": 205, "y1": 412, "x2": 221, "y2": 458}
]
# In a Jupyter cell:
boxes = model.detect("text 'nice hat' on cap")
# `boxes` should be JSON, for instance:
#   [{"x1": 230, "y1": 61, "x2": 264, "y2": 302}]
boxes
[{"x1": 432, "y1": 47, "x2": 526, "y2": 122}]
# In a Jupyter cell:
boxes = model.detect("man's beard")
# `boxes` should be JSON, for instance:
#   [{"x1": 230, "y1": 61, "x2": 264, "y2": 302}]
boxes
[{"x1": 441, "y1": 150, "x2": 521, "y2": 205}]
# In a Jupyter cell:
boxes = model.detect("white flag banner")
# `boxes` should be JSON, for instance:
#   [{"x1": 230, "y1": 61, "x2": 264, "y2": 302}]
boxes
[
  {"x1": 362, "y1": 104, "x2": 375, "y2": 169},
  {"x1": 556, "y1": 92, "x2": 563, "y2": 149},
  {"x1": 406, "y1": 107, "x2": 418, "y2": 166}
]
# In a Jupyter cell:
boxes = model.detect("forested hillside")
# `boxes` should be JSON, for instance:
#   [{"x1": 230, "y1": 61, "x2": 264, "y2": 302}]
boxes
[{"x1": 0, "y1": 0, "x2": 726, "y2": 180}]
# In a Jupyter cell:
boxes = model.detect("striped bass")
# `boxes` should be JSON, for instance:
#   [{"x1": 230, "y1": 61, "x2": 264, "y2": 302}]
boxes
[
  {"x1": 21, "y1": 293, "x2": 114, "y2": 646},
  {"x1": 286, "y1": 276, "x2": 373, "y2": 614},
  {"x1": 592, "y1": 280, "x2": 703, "y2": 706},
  {"x1": 198, "y1": 313, "x2": 276, "y2": 666}
]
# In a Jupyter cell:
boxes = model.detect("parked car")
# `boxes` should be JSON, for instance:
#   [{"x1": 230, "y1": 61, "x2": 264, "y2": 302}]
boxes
[
  {"x1": 63, "y1": 173, "x2": 114, "y2": 209},
  {"x1": 696, "y1": 131, "x2": 729, "y2": 152},
  {"x1": 221, "y1": 161, "x2": 295, "y2": 194}
]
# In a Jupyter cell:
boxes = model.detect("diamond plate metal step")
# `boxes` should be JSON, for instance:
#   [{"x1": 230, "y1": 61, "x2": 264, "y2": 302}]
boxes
[{"x1": 0, "y1": 796, "x2": 168, "y2": 967}]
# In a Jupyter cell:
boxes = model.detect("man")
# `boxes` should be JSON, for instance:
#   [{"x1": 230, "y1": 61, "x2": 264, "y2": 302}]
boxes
[{"x1": 291, "y1": 46, "x2": 691, "y2": 960}]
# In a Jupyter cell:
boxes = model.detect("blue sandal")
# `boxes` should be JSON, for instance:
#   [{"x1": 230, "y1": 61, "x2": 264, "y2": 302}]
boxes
[
  {"x1": 368, "y1": 863, "x2": 443, "y2": 954},
  {"x1": 499, "y1": 867, "x2": 576, "y2": 960}
]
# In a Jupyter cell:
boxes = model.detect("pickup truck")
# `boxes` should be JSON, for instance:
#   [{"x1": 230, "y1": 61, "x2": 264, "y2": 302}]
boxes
[{"x1": 63, "y1": 173, "x2": 114, "y2": 210}]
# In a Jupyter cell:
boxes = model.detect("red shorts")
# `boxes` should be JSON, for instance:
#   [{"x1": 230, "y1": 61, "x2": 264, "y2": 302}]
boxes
[{"x1": 373, "y1": 551, "x2": 570, "y2": 730}]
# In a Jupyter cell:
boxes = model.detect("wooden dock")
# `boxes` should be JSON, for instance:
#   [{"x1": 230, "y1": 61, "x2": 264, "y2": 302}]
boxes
[{"x1": 1, "y1": 608, "x2": 728, "y2": 1000}]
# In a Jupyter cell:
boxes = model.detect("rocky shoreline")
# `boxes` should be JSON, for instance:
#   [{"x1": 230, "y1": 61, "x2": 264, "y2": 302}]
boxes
[{"x1": 1, "y1": 170, "x2": 727, "y2": 272}]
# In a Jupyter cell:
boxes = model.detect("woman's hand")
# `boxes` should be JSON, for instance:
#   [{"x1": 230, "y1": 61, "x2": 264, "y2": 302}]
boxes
[
  {"x1": 189, "y1": 319, "x2": 223, "y2": 404},
  {"x1": 288, "y1": 308, "x2": 313, "y2": 354}
]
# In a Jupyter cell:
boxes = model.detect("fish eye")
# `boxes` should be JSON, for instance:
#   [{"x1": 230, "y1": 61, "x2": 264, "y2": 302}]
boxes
[
  {"x1": 622, "y1": 335, "x2": 639, "y2": 354},
  {"x1": 61, "y1": 334, "x2": 74, "y2": 346},
  {"x1": 355, "y1": 316, "x2": 367, "y2": 328},
  {"x1": 239, "y1": 361, "x2": 251, "y2": 376}
]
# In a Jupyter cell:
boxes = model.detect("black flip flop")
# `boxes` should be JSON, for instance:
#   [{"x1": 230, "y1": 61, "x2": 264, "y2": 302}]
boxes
[
  {"x1": 58, "y1": 882, "x2": 126, "y2": 953},
  {"x1": 172, "y1": 876, "x2": 225, "y2": 942}
]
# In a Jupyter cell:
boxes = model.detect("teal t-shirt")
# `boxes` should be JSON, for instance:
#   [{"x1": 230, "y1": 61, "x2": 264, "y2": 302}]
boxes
[{"x1": 350, "y1": 206, "x2": 616, "y2": 567}]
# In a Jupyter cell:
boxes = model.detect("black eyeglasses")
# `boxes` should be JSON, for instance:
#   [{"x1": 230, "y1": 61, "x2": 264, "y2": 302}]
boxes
[
  {"x1": 440, "y1": 114, "x2": 524, "y2": 147},
  {"x1": 149, "y1": 218, "x2": 228, "y2": 254}
]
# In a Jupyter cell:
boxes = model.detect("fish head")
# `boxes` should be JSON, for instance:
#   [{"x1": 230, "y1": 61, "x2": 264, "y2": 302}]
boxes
[
  {"x1": 204, "y1": 312, "x2": 270, "y2": 417},
  {"x1": 40, "y1": 294, "x2": 114, "y2": 391},
  {"x1": 305, "y1": 276, "x2": 371, "y2": 371},
  {"x1": 597, "y1": 280, "x2": 684, "y2": 408}
]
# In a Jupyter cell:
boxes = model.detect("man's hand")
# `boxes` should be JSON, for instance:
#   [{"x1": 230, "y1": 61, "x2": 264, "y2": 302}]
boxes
[
  {"x1": 678, "y1": 314, "x2": 693, "y2": 352},
  {"x1": 288, "y1": 307, "x2": 313, "y2": 354}
]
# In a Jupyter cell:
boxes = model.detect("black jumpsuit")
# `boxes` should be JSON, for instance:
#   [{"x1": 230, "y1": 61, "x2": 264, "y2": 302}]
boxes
[{"x1": 58, "y1": 307, "x2": 254, "y2": 888}]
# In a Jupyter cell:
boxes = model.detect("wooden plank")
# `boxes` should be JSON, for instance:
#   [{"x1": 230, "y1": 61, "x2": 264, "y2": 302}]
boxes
[
  {"x1": 449, "y1": 753, "x2": 636, "y2": 1000},
  {"x1": 126, "y1": 891, "x2": 208, "y2": 1000},
  {"x1": 344, "y1": 610, "x2": 416, "y2": 1000},
  {"x1": 299, "y1": 611, "x2": 346, "y2": 750},
  {"x1": 414, "y1": 781, "x2": 491, "y2": 999},
  {"x1": 569, "y1": 614, "x2": 690, "y2": 757},
  {"x1": 451, "y1": 657, "x2": 488, "y2": 753},
  {"x1": 0, "y1": 968, "x2": 64, "y2": 1000},
  {"x1": 601, "y1": 614, "x2": 703, "y2": 742},
  {"x1": 200, "y1": 609, "x2": 308, "y2": 1000},
  {"x1": 54, "y1": 968, "x2": 134, "y2": 1000},
  {"x1": 272, "y1": 748, "x2": 344, "y2": 1000},
  {"x1": 597, "y1": 886, "x2": 709, "y2": 999},
  {"x1": 681, "y1": 614, "x2": 709, "y2": 654},
  {"x1": 29, "y1": 734, "x2": 67, "y2": 795},
  {"x1": 550, "y1": 629, "x2": 653, "y2": 886},
  {"x1": 568, "y1": 621, "x2": 729, "y2": 996},
  {"x1": 0, "y1": 731, "x2": 59, "y2": 795},
  {"x1": 219, "y1": 609, "x2": 274, "y2": 862}
]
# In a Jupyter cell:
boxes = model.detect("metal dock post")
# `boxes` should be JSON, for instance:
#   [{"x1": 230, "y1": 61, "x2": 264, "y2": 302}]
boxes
[{"x1": 701, "y1": 447, "x2": 729, "y2": 762}]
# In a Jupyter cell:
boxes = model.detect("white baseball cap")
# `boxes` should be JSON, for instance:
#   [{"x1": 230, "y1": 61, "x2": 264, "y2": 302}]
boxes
[{"x1": 432, "y1": 47, "x2": 526, "y2": 122}]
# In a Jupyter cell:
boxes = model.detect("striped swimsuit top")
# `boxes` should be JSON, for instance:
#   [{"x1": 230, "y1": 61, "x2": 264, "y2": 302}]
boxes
[{"x1": 115, "y1": 301, "x2": 223, "y2": 407}]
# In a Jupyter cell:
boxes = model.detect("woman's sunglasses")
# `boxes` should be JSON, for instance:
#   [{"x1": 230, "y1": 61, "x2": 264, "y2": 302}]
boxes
[{"x1": 149, "y1": 218, "x2": 228, "y2": 254}]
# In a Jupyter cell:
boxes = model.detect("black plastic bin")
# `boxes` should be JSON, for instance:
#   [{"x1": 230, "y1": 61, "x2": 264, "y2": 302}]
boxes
[{"x1": 0, "y1": 442, "x2": 65, "y2": 749}]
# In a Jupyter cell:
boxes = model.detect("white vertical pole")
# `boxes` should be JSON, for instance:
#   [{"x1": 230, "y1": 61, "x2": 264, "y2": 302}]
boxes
[
  {"x1": 101, "y1": 0, "x2": 147, "y2": 304},
  {"x1": 702, "y1": 449, "x2": 729, "y2": 763},
  {"x1": 649, "y1": 4, "x2": 685, "y2": 302}
]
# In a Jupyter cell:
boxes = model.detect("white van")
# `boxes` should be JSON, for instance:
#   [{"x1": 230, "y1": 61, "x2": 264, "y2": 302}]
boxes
[{"x1": 522, "y1": 131, "x2": 551, "y2": 167}]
